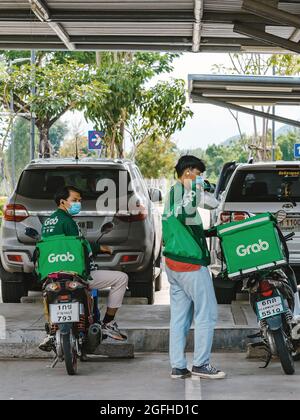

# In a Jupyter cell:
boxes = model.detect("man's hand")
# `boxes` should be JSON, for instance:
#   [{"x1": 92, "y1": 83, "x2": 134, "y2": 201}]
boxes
[{"x1": 100, "y1": 245, "x2": 113, "y2": 255}]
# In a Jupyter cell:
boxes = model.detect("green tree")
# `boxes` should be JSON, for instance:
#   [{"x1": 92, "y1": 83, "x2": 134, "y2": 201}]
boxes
[
  {"x1": 84, "y1": 52, "x2": 192, "y2": 158},
  {"x1": 49, "y1": 120, "x2": 69, "y2": 155},
  {"x1": 135, "y1": 136, "x2": 178, "y2": 179},
  {"x1": 278, "y1": 129, "x2": 300, "y2": 161},
  {"x1": 0, "y1": 60, "x2": 107, "y2": 158},
  {"x1": 59, "y1": 135, "x2": 97, "y2": 159},
  {"x1": 6, "y1": 118, "x2": 69, "y2": 182}
]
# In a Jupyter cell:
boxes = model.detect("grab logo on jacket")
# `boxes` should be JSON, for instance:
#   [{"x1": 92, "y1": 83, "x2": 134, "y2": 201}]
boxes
[{"x1": 44, "y1": 216, "x2": 58, "y2": 226}]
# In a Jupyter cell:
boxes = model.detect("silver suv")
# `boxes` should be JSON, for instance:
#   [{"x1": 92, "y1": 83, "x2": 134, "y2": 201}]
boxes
[
  {"x1": 211, "y1": 161, "x2": 300, "y2": 304},
  {"x1": 0, "y1": 158, "x2": 162, "y2": 304}
]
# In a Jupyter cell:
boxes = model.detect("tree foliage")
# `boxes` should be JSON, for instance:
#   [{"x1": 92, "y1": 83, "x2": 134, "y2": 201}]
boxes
[
  {"x1": 0, "y1": 59, "x2": 107, "y2": 158},
  {"x1": 59, "y1": 135, "x2": 97, "y2": 159},
  {"x1": 135, "y1": 136, "x2": 178, "y2": 179},
  {"x1": 84, "y1": 53, "x2": 192, "y2": 158}
]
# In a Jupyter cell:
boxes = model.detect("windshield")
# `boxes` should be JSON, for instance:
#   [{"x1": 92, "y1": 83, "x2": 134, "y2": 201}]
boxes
[
  {"x1": 17, "y1": 168, "x2": 130, "y2": 200},
  {"x1": 226, "y1": 169, "x2": 300, "y2": 203}
]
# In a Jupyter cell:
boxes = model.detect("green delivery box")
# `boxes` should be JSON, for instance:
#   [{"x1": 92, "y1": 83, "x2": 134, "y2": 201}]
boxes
[
  {"x1": 36, "y1": 235, "x2": 88, "y2": 281},
  {"x1": 217, "y1": 213, "x2": 286, "y2": 279}
]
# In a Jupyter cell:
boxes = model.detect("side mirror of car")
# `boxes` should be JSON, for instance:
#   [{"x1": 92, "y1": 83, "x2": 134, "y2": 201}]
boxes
[
  {"x1": 25, "y1": 227, "x2": 40, "y2": 240},
  {"x1": 204, "y1": 180, "x2": 216, "y2": 194},
  {"x1": 149, "y1": 188, "x2": 163, "y2": 203}
]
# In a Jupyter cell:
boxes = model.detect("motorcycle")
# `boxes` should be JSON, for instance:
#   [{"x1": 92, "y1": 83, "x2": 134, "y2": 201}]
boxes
[
  {"x1": 25, "y1": 221, "x2": 114, "y2": 375},
  {"x1": 216, "y1": 210, "x2": 299, "y2": 375}
]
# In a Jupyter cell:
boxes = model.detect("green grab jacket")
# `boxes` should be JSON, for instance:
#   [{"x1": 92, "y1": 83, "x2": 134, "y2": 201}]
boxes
[{"x1": 41, "y1": 208, "x2": 98, "y2": 256}]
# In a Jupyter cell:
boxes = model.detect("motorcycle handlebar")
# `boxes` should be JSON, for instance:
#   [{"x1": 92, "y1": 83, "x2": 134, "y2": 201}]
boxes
[{"x1": 284, "y1": 232, "x2": 295, "y2": 242}]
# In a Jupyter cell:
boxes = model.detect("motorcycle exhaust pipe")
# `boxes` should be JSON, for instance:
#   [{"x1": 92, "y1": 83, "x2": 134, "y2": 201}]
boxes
[{"x1": 87, "y1": 323, "x2": 102, "y2": 353}]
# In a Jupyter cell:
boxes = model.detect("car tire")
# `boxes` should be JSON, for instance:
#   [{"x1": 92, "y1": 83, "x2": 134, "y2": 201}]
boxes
[
  {"x1": 291, "y1": 266, "x2": 300, "y2": 285},
  {"x1": 155, "y1": 247, "x2": 162, "y2": 292},
  {"x1": 214, "y1": 287, "x2": 236, "y2": 305},
  {"x1": 1, "y1": 279, "x2": 27, "y2": 303},
  {"x1": 130, "y1": 255, "x2": 156, "y2": 304},
  {"x1": 155, "y1": 273, "x2": 162, "y2": 292}
]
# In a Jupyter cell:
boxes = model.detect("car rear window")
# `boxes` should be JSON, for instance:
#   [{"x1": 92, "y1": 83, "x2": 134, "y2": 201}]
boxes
[
  {"x1": 16, "y1": 168, "x2": 130, "y2": 200},
  {"x1": 226, "y1": 169, "x2": 300, "y2": 203}
]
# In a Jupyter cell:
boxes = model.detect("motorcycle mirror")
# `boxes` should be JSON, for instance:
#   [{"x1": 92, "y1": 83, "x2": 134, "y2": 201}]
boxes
[
  {"x1": 25, "y1": 227, "x2": 40, "y2": 240},
  {"x1": 101, "y1": 222, "x2": 114, "y2": 235},
  {"x1": 275, "y1": 210, "x2": 287, "y2": 223}
]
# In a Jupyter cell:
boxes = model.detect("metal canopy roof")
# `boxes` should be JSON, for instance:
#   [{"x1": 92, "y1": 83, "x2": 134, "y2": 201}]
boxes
[
  {"x1": 0, "y1": 1, "x2": 300, "y2": 52},
  {"x1": 189, "y1": 74, "x2": 300, "y2": 128}
]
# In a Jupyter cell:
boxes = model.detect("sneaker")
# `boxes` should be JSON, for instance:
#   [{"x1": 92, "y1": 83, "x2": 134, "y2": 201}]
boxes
[
  {"x1": 171, "y1": 368, "x2": 192, "y2": 379},
  {"x1": 192, "y1": 364, "x2": 226, "y2": 379},
  {"x1": 38, "y1": 335, "x2": 55, "y2": 352},
  {"x1": 101, "y1": 321, "x2": 127, "y2": 341}
]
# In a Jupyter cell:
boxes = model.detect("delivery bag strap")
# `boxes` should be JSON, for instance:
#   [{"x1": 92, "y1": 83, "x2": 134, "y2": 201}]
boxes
[{"x1": 275, "y1": 224, "x2": 290, "y2": 264}]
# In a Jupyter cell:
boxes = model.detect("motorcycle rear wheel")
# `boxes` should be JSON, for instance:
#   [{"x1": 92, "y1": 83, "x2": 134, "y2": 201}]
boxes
[
  {"x1": 62, "y1": 332, "x2": 78, "y2": 376},
  {"x1": 273, "y1": 329, "x2": 295, "y2": 375}
]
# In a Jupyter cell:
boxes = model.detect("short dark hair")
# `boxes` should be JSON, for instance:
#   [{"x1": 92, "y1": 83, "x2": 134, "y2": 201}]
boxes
[
  {"x1": 175, "y1": 155, "x2": 206, "y2": 177},
  {"x1": 54, "y1": 186, "x2": 82, "y2": 206}
]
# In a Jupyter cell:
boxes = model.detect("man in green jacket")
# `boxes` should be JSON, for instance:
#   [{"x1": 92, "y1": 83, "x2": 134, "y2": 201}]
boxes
[
  {"x1": 163, "y1": 155, "x2": 226, "y2": 380},
  {"x1": 39, "y1": 185, "x2": 128, "y2": 351}
]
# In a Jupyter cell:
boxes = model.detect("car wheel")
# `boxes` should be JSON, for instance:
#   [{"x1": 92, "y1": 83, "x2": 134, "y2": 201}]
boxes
[
  {"x1": 291, "y1": 266, "x2": 300, "y2": 285},
  {"x1": 1, "y1": 278, "x2": 27, "y2": 303},
  {"x1": 214, "y1": 287, "x2": 236, "y2": 305},
  {"x1": 155, "y1": 246, "x2": 162, "y2": 292},
  {"x1": 155, "y1": 273, "x2": 162, "y2": 292},
  {"x1": 130, "y1": 255, "x2": 156, "y2": 304}
]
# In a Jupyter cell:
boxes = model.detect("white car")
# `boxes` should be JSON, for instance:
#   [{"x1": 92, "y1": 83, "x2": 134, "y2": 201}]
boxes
[{"x1": 211, "y1": 161, "x2": 300, "y2": 304}]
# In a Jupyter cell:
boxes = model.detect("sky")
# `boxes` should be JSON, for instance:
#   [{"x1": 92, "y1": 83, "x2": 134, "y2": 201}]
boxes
[{"x1": 63, "y1": 53, "x2": 300, "y2": 152}]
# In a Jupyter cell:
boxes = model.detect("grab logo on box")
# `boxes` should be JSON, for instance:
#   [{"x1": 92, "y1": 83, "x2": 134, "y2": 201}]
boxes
[{"x1": 236, "y1": 240, "x2": 270, "y2": 257}]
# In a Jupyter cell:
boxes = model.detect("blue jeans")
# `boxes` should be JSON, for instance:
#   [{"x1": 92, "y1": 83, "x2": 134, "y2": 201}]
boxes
[{"x1": 166, "y1": 266, "x2": 218, "y2": 369}]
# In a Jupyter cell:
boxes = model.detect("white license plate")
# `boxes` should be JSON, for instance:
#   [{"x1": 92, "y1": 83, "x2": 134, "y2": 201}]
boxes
[
  {"x1": 256, "y1": 297, "x2": 285, "y2": 321},
  {"x1": 50, "y1": 302, "x2": 80, "y2": 324},
  {"x1": 280, "y1": 217, "x2": 300, "y2": 232}
]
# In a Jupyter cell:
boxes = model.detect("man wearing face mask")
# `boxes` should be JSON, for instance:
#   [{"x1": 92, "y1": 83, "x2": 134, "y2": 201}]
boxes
[
  {"x1": 39, "y1": 185, "x2": 128, "y2": 351},
  {"x1": 163, "y1": 155, "x2": 226, "y2": 380}
]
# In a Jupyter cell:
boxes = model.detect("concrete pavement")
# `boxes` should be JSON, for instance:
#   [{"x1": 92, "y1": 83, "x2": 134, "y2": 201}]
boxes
[
  {"x1": 0, "y1": 273, "x2": 259, "y2": 357},
  {"x1": 0, "y1": 353, "x2": 299, "y2": 400}
]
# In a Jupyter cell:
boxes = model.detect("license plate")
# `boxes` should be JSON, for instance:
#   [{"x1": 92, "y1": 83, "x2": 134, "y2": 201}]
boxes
[
  {"x1": 256, "y1": 296, "x2": 285, "y2": 321},
  {"x1": 50, "y1": 302, "x2": 80, "y2": 324},
  {"x1": 280, "y1": 217, "x2": 300, "y2": 232}
]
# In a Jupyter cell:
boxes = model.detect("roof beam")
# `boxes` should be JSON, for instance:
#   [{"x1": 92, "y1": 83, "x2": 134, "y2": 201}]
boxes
[
  {"x1": 203, "y1": 12, "x2": 279, "y2": 25},
  {"x1": 192, "y1": 0, "x2": 203, "y2": 52},
  {"x1": 0, "y1": 9, "x2": 194, "y2": 23},
  {"x1": 242, "y1": 0, "x2": 300, "y2": 29},
  {"x1": 0, "y1": 35, "x2": 192, "y2": 45},
  {"x1": 28, "y1": 0, "x2": 75, "y2": 51},
  {"x1": 191, "y1": 95, "x2": 300, "y2": 129},
  {"x1": 233, "y1": 23, "x2": 300, "y2": 54}
]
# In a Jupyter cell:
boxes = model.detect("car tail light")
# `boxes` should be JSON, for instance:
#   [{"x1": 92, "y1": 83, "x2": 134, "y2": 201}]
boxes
[
  {"x1": 260, "y1": 280, "x2": 274, "y2": 298},
  {"x1": 220, "y1": 211, "x2": 249, "y2": 224},
  {"x1": 120, "y1": 255, "x2": 139, "y2": 263},
  {"x1": 7, "y1": 254, "x2": 23, "y2": 263},
  {"x1": 220, "y1": 212, "x2": 231, "y2": 224},
  {"x1": 4, "y1": 204, "x2": 29, "y2": 222}
]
